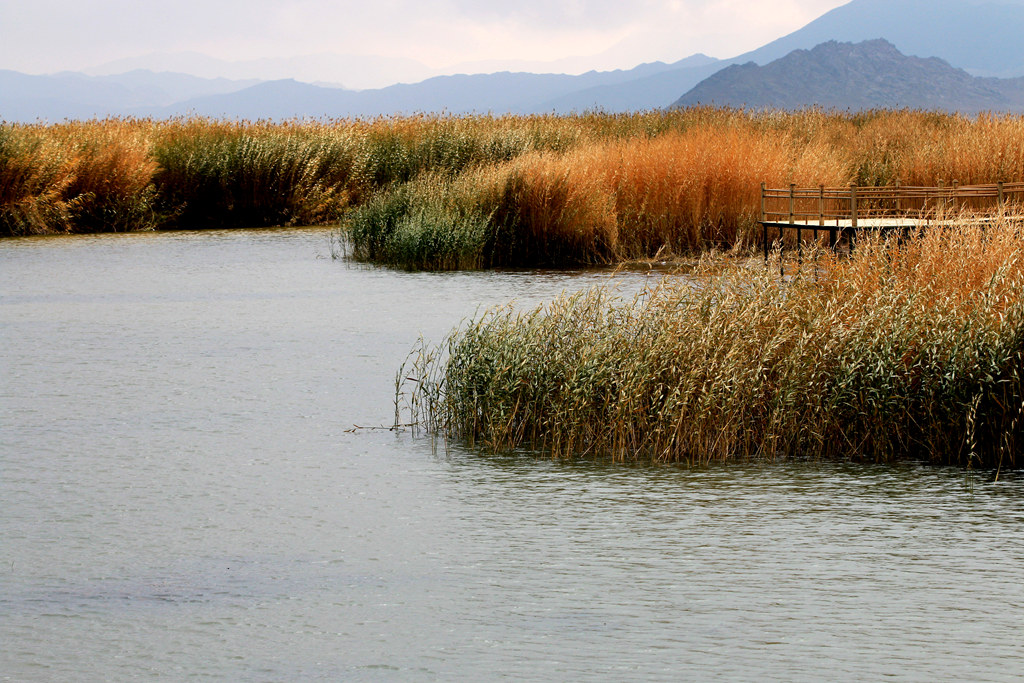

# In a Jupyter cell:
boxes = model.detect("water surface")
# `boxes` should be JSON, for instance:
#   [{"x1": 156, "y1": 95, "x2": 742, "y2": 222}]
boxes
[{"x1": 2, "y1": 228, "x2": 1023, "y2": 681}]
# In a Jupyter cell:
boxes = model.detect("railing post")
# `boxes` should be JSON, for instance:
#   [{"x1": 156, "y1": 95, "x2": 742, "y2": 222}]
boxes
[
  {"x1": 895, "y1": 179, "x2": 902, "y2": 213},
  {"x1": 761, "y1": 182, "x2": 768, "y2": 265},
  {"x1": 850, "y1": 185, "x2": 858, "y2": 228},
  {"x1": 818, "y1": 185, "x2": 825, "y2": 226},
  {"x1": 849, "y1": 184, "x2": 858, "y2": 252},
  {"x1": 790, "y1": 183, "x2": 799, "y2": 265},
  {"x1": 998, "y1": 181, "x2": 1005, "y2": 213}
]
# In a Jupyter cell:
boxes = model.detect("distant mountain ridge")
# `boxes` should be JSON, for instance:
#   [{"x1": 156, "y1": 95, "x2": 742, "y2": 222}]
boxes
[
  {"x1": 671, "y1": 39, "x2": 1024, "y2": 113},
  {"x1": 83, "y1": 51, "x2": 432, "y2": 91},
  {"x1": 155, "y1": 55, "x2": 720, "y2": 120},
  {"x1": 0, "y1": 70, "x2": 259, "y2": 122},
  {"x1": 558, "y1": 0, "x2": 1024, "y2": 114},
  {"x1": 0, "y1": 56, "x2": 719, "y2": 122},
  {"x1": 4, "y1": 0, "x2": 1024, "y2": 121},
  {"x1": 736, "y1": 0, "x2": 1024, "y2": 79}
]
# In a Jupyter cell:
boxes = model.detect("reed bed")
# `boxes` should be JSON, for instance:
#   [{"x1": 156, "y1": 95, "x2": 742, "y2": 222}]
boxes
[
  {"x1": 342, "y1": 109, "x2": 1024, "y2": 268},
  {"x1": 6, "y1": 109, "x2": 1024, "y2": 270},
  {"x1": 151, "y1": 119, "x2": 361, "y2": 228},
  {"x1": 402, "y1": 216, "x2": 1024, "y2": 467},
  {"x1": 0, "y1": 119, "x2": 159, "y2": 234}
]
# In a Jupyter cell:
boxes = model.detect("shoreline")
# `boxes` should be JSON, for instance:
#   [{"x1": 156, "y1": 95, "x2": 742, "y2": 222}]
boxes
[{"x1": 3, "y1": 109, "x2": 1024, "y2": 271}]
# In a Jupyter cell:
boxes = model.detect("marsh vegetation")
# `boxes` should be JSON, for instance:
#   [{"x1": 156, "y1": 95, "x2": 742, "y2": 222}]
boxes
[
  {"x1": 6, "y1": 109, "x2": 1024, "y2": 466},
  {"x1": 402, "y1": 218, "x2": 1024, "y2": 467},
  {"x1": 5, "y1": 109, "x2": 1024, "y2": 269}
]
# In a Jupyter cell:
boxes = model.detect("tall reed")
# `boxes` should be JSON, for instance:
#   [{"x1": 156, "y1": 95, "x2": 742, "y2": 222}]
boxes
[
  {"x1": 55, "y1": 120, "x2": 159, "y2": 232},
  {"x1": 0, "y1": 124, "x2": 76, "y2": 235},
  {"x1": 404, "y1": 216, "x2": 1024, "y2": 466},
  {"x1": 345, "y1": 169, "x2": 498, "y2": 269},
  {"x1": 151, "y1": 119, "x2": 360, "y2": 228},
  {"x1": 348, "y1": 121, "x2": 850, "y2": 267},
  {"x1": 0, "y1": 120, "x2": 159, "y2": 235},
  {"x1": 7, "y1": 109, "x2": 1024, "y2": 254}
]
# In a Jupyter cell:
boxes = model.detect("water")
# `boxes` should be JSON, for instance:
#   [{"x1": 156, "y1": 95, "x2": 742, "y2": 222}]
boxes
[{"x1": 2, "y1": 228, "x2": 1023, "y2": 681}]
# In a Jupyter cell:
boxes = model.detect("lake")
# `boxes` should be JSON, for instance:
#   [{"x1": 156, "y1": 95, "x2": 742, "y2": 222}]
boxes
[{"x1": 2, "y1": 228, "x2": 1023, "y2": 681}]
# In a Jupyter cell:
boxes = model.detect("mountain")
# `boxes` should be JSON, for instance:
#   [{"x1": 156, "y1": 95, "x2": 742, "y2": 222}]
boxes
[
  {"x1": 0, "y1": 55, "x2": 718, "y2": 122},
  {"x1": 536, "y1": 54, "x2": 723, "y2": 112},
  {"x1": 148, "y1": 57, "x2": 715, "y2": 119},
  {"x1": 5, "y1": 0, "x2": 1024, "y2": 121},
  {"x1": 94, "y1": 71, "x2": 261, "y2": 105},
  {"x1": 524, "y1": 0, "x2": 1024, "y2": 114},
  {"x1": 735, "y1": 0, "x2": 1024, "y2": 78},
  {"x1": 565, "y1": 0, "x2": 1024, "y2": 111},
  {"x1": 671, "y1": 39, "x2": 1024, "y2": 112},
  {"x1": 0, "y1": 70, "x2": 259, "y2": 121},
  {"x1": 84, "y1": 52, "x2": 435, "y2": 91}
]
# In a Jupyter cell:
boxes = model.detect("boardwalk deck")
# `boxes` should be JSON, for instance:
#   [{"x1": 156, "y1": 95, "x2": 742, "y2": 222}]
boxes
[{"x1": 759, "y1": 181, "x2": 1024, "y2": 264}]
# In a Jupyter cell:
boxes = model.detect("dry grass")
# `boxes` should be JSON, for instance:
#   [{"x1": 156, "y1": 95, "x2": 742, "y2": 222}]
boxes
[
  {"x1": 345, "y1": 116, "x2": 851, "y2": 267},
  {"x1": 6, "y1": 109, "x2": 1024, "y2": 263},
  {"x1": 57, "y1": 120, "x2": 160, "y2": 232},
  {"x1": 0, "y1": 125, "x2": 77, "y2": 235},
  {"x1": 0, "y1": 119, "x2": 159, "y2": 235},
  {"x1": 588, "y1": 124, "x2": 848, "y2": 253},
  {"x1": 345, "y1": 109, "x2": 1024, "y2": 268}
]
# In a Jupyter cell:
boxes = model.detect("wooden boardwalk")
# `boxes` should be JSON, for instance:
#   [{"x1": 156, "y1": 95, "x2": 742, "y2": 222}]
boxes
[{"x1": 759, "y1": 181, "x2": 1024, "y2": 262}]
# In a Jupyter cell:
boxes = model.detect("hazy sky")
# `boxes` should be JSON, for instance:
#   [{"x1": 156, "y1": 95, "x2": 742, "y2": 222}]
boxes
[{"x1": 0, "y1": 0, "x2": 849, "y2": 82}]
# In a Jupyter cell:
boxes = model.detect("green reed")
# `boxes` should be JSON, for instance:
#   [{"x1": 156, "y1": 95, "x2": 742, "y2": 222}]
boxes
[
  {"x1": 344, "y1": 171, "x2": 495, "y2": 269},
  {"x1": 402, "y1": 218, "x2": 1024, "y2": 466},
  {"x1": 150, "y1": 120, "x2": 361, "y2": 228}
]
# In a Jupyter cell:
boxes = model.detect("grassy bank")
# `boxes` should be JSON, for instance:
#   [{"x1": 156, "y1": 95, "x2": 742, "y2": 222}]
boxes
[
  {"x1": 0, "y1": 114, "x2": 574, "y2": 237},
  {"x1": 345, "y1": 108, "x2": 1024, "y2": 268},
  {"x1": 5, "y1": 110, "x2": 1024, "y2": 268},
  {"x1": 402, "y1": 216, "x2": 1024, "y2": 467}
]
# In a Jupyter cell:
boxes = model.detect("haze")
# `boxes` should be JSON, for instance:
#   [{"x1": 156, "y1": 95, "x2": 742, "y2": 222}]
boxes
[{"x1": 1, "y1": 0, "x2": 847, "y2": 88}]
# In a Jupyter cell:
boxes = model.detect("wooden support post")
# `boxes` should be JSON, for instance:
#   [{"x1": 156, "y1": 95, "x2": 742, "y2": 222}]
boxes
[
  {"x1": 998, "y1": 181, "x2": 1005, "y2": 213},
  {"x1": 849, "y1": 184, "x2": 858, "y2": 254},
  {"x1": 850, "y1": 184, "x2": 858, "y2": 229},
  {"x1": 816, "y1": 185, "x2": 824, "y2": 259},
  {"x1": 953, "y1": 180, "x2": 959, "y2": 212},
  {"x1": 791, "y1": 184, "x2": 801, "y2": 266},
  {"x1": 895, "y1": 179, "x2": 901, "y2": 213},
  {"x1": 760, "y1": 182, "x2": 770, "y2": 267},
  {"x1": 761, "y1": 182, "x2": 769, "y2": 265}
]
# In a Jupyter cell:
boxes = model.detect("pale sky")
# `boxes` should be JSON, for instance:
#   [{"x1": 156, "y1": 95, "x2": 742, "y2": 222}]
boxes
[{"x1": 0, "y1": 0, "x2": 849, "y2": 86}]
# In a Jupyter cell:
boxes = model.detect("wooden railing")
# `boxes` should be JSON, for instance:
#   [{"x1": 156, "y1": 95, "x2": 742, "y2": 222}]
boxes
[
  {"x1": 761, "y1": 181, "x2": 1024, "y2": 228},
  {"x1": 759, "y1": 181, "x2": 1024, "y2": 265}
]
